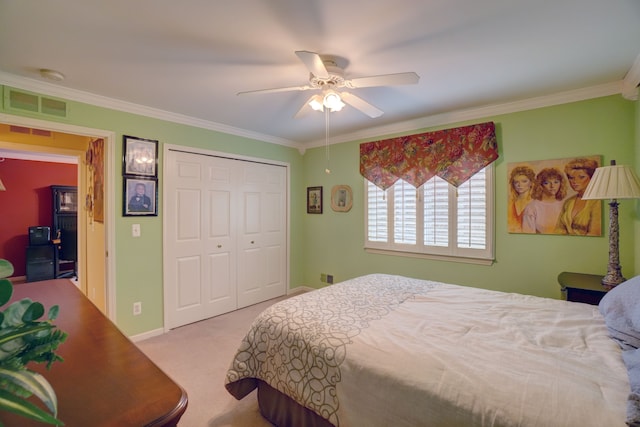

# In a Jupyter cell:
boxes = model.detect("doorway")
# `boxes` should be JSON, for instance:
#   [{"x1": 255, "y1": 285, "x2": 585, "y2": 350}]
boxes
[{"x1": 0, "y1": 113, "x2": 116, "y2": 319}]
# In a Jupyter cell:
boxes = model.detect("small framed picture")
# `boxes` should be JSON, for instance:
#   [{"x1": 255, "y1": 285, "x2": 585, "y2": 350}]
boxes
[
  {"x1": 124, "y1": 177, "x2": 158, "y2": 216},
  {"x1": 331, "y1": 185, "x2": 353, "y2": 212},
  {"x1": 123, "y1": 135, "x2": 158, "y2": 177},
  {"x1": 307, "y1": 186, "x2": 323, "y2": 214}
]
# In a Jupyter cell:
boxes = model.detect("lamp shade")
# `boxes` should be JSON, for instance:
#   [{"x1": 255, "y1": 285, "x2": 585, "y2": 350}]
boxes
[{"x1": 582, "y1": 163, "x2": 640, "y2": 200}]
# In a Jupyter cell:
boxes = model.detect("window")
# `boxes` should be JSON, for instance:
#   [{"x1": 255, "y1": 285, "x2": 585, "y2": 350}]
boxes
[{"x1": 365, "y1": 165, "x2": 494, "y2": 264}]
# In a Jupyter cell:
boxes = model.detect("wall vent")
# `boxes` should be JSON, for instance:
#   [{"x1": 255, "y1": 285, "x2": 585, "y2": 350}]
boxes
[
  {"x1": 3, "y1": 86, "x2": 69, "y2": 119},
  {"x1": 9, "y1": 125, "x2": 30, "y2": 134},
  {"x1": 9, "y1": 125, "x2": 52, "y2": 138}
]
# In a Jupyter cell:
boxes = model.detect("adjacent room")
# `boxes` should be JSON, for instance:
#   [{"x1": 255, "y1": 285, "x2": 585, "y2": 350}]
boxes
[{"x1": 0, "y1": 1, "x2": 639, "y2": 426}]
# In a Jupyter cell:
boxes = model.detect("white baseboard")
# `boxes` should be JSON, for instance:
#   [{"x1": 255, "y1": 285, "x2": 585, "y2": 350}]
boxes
[
  {"x1": 288, "y1": 286, "x2": 314, "y2": 295},
  {"x1": 129, "y1": 327, "x2": 165, "y2": 342},
  {"x1": 132, "y1": 287, "x2": 313, "y2": 342}
]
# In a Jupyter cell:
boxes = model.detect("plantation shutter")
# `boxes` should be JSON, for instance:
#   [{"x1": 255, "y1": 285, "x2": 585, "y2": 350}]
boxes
[
  {"x1": 367, "y1": 181, "x2": 388, "y2": 242},
  {"x1": 423, "y1": 175, "x2": 450, "y2": 247},
  {"x1": 456, "y1": 167, "x2": 487, "y2": 249},
  {"x1": 393, "y1": 180, "x2": 417, "y2": 244}
]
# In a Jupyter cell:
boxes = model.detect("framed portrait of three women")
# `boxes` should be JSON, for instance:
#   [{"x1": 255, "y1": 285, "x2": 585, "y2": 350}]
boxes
[{"x1": 507, "y1": 155, "x2": 602, "y2": 236}]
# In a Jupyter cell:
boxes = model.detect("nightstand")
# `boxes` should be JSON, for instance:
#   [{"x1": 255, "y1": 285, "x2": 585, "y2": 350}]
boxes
[{"x1": 558, "y1": 272, "x2": 608, "y2": 305}]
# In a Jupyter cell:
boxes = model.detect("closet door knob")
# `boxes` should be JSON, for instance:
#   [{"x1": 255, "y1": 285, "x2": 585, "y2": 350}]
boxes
[
  {"x1": 251, "y1": 240, "x2": 255, "y2": 244},
  {"x1": 217, "y1": 244, "x2": 222, "y2": 248}
]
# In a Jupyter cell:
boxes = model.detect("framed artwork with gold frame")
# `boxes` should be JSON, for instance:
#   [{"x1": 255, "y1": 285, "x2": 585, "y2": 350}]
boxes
[{"x1": 331, "y1": 185, "x2": 352, "y2": 212}]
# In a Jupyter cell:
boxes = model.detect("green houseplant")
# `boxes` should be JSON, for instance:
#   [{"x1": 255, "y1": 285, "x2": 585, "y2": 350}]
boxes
[{"x1": 0, "y1": 259, "x2": 67, "y2": 426}]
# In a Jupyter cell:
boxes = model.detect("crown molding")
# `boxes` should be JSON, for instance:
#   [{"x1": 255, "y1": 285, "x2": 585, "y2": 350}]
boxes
[
  {"x1": 305, "y1": 81, "x2": 624, "y2": 148},
  {"x1": 0, "y1": 71, "x2": 301, "y2": 150}
]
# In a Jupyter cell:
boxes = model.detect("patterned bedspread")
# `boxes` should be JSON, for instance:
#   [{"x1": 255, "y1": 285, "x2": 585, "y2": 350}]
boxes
[
  {"x1": 225, "y1": 274, "x2": 434, "y2": 424},
  {"x1": 225, "y1": 274, "x2": 629, "y2": 426}
]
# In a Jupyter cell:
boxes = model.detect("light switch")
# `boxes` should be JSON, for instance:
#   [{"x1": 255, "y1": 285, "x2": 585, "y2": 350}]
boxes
[{"x1": 132, "y1": 224, "x2": 141, "y2": 237}]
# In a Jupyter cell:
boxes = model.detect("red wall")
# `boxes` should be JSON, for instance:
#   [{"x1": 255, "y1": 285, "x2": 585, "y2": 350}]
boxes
[{"x1": 0, "y1": 158, "x2": 77, "y2": 277}]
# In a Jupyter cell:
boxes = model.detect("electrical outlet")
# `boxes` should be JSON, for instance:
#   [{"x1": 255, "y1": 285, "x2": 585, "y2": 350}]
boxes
[
  {"x1": 320, "y1": 273, "x2": 327, "y2": 282},
  {"x1": 133, "y1": 302, "x2": 142, "y2": 316},
  {"x1": 132, "y1": 224, "x2": 141, "y2": 237},
  {"x1": 327, "y1": 275, "x2": 334, "y2": 284}
]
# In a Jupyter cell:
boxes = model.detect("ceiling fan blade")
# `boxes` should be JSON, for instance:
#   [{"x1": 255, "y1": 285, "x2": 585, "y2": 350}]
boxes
[
  {"x1": 346, "y1": 72, "x2": 420, "y2": 89},
  {"x1": 293, "y1": 95, "x2": 315, "y2": 118},
  {"x1": 340, "y1": 92, "x2": 384, "y2": 118},
  {"x1": 295, "y1": 50, "x2": 330, "y2": 78},
  {"x1": 237, "y1": 85, "x2": 313, "y2": 95}
]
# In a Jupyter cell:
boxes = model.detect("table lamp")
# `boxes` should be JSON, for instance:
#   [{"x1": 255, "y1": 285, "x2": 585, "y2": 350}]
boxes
[{"x1": 582, "y1": 160, "x2": 640, "y2": 288}]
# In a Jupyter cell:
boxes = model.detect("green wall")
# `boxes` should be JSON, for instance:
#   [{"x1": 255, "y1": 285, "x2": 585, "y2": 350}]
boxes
[
  {"x1": 1, "y1": 85, "x2": 305, "y2": 336},
  {"x1": 2, "y1": 86, "x2": 637, "y2": 336},
  {"x1": 635, "y1": 94, "x2": 640, "y2": 274},
  {"x1": 302, "y1": 95, "x2": 638, "y2": 299}
]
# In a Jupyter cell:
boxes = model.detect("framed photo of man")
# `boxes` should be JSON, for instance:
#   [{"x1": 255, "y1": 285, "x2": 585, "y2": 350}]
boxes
[
  {"x1": 123, "y1": 135, "x2": 158, "y2": 177},
  {"x1": 124, "y1": 177, "x2": 158, "y2": 216}
]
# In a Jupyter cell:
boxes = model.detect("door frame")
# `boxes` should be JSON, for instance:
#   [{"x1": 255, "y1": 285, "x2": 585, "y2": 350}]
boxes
[
  {"x1": 162, "y1": 143, "x2": 290, "y2": 331},
  {"x1": 0, "y1": 113, "x2": 117, "y2": 321}
]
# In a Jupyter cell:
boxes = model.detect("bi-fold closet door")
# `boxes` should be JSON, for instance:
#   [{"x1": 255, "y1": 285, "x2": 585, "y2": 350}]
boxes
[{"x1": 164, "y1": 149, "x2": 287, "y2": 330}]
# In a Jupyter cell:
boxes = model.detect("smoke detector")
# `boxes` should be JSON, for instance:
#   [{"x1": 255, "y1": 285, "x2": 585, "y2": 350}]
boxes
[{"x1": 39, "y1": 69, "x2": 65, "y2": 82}]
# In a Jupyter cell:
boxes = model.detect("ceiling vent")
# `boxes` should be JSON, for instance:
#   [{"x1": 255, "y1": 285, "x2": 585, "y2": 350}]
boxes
[{"x1": 3, "y1": 86, "x2": 69, "y2": 119}]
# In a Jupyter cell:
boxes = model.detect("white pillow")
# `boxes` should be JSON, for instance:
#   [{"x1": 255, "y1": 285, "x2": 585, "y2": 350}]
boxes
[{"x1": 599, "y1": 275, "x2": 640, "y2": 350}]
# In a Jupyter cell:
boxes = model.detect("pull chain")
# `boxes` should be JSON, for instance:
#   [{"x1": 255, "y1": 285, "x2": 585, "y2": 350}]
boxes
[{"x1": 325, "y1": 109, "x2": 331, "y2": 174}]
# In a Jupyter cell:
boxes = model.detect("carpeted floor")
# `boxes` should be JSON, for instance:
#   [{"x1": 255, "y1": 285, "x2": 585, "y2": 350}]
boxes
[{"x1": 136, "y1": 294, "x2": 297, "y2": 426}]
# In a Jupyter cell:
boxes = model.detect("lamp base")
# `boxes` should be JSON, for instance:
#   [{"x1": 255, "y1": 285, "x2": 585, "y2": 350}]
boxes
[
  {"x1": 601, "y1": 199, "x2": 624, "y2": 291},
  {"x1": 601, "y1": 269, "x2": 625, "y2": 290}
]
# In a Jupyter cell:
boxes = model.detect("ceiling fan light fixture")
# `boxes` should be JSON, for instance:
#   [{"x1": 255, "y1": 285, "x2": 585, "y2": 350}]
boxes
[
  {"x1": 323, "y1": 90, "x2": 345, "y2": 112},
  {"x1": 309, "y1": 95, "x2": 324, "y2": 112}
]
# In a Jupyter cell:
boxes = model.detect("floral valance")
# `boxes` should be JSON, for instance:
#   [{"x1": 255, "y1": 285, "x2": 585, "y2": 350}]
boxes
[{"x1": 360, "y1": 121, "x2": 499, "y2": 190}]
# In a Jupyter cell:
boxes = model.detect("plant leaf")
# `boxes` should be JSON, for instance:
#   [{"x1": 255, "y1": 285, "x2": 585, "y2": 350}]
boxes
[
  {"x1": 0, "y1": 389, "x2": 63, "y2": 425},
  {"x1": 48, "y1": 305, "x2": 60, "y2": 321},
  {"x1": 0, "y1": 260, "x2": 14, "y2": 280},
  {"x1": 22, "y1": 302, "x2": 45, "y2": 323},
  {"x1": 0, "y1": 280, "x2": 12, "y2": 307},
  {"x1": 0, "y1": 324, "x2": 52, "y2": 346},
  {"x1": 0, "y1": 368, "x2": 58, "y2": 415},
  {"x1": 3, "y1": 300, "x2": 32, "y2": 327}
]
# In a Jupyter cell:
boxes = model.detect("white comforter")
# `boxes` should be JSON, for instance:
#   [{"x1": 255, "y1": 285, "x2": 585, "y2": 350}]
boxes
[{"x1": 225, "y1": 274, "x2": 629, "y2": 426}]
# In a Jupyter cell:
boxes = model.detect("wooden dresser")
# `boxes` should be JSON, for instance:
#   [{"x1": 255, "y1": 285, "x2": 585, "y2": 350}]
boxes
[{"x1": 0, "y1": 279, "x2": 188, "y2": 426}]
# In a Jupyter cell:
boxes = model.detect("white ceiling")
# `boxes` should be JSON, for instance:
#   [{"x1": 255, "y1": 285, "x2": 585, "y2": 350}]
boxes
[{"x1": 1, "y1": 1, "x2": 639, "y2": 149}]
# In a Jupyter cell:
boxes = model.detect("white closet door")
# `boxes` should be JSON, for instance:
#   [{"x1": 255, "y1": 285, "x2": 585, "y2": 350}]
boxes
[
  {"x1": 237, "y1": 162, "x2": 287, "y2": 308},
  {"x1": 165, "y1": 150, "x2": 237, "y2": 329}
]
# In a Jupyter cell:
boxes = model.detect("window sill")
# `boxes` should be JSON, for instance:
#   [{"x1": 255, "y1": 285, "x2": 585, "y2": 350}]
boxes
[{"x1": 364, "y1": 247, "x2": 494, "y2": 266}]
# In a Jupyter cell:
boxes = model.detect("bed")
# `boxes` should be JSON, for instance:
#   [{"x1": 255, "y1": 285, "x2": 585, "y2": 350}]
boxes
[{"x1": 225, "y1": 273, "x2": 640, "y2": 426}]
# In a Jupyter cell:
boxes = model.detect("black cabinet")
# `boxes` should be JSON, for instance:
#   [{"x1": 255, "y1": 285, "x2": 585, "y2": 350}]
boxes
[
  {"x1": 26, "y1": 245, "x2": 55, "y2": 282},
  {"x1": 51, "y1": 185, "x2": 77, "y2": 278},
  {"x1": 558, "y1": 272, "x2": 608, "y2": 305}
]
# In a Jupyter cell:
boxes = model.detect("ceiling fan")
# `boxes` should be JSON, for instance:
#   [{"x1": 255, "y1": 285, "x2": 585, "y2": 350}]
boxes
[{"x1": 237, "y1": 51, "x2": 420, "y2": 118}]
